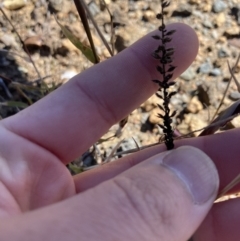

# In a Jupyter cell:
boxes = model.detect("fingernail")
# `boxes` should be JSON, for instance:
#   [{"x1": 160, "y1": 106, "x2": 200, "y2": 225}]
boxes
[{"x1": 162, "y1": 146, "x2": 219, "y2": 204}]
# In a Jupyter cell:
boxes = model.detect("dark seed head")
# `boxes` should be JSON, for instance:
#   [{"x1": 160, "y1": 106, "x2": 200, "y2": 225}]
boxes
[{"x1": 151, "y1": 0, "x2": 176, "y2": 150}]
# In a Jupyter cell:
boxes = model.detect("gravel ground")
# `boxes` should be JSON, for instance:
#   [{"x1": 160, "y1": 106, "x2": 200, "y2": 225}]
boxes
[{"x1": 0, "y1": 0, "x2": 240, "y2": 169}]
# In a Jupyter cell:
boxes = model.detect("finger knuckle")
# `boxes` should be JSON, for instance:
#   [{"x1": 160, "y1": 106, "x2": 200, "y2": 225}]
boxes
[{"x1": 111, "y1": 174, "x2": 177, "y2": 238}]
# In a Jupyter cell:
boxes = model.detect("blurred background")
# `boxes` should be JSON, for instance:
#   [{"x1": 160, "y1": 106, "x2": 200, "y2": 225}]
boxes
[{"x1": 0, "y1": 0, "x2": 240, "y2": 170}]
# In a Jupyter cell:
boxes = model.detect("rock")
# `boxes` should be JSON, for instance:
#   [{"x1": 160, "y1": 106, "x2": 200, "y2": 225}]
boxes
[
  {"x1": 102, "y1": 48, "x2": 111, "y2": 58},
  {"x1": 103, "y1": 0, "x2": 111, "y2": 4},
  {"x1": 198, "y1": 61, "x2": 213, "y2": 74},
  {"x1": 202, "y1": 28, "x2": 210, "y2": 37},
  {"x1": 187, "y1": 96, "x2": 203, "y2": 113},
  {"x1": 142, "y1": 10, "x2": 155, "y2": 21},
  {"x1": 108, "y1": 2, "x2": 128, "y2": 25},
  {"x1": 192, "y1": 10, "x2": 204, "y2": 19},
  {"x1": 181, "y1": 93, "x2": 191, "y2": 104},
  {"x1": 211, "y1": 29, "x2": 219, "y2": 39},
  {"x1": 218, "y1": 47, "x2": 230, "y2": 58},
  {"x1": 184, "y1": 114, "x2": 207, "y2": 135},
  {"x1": 61, "y1": 70, "x2": 78, "y2": 82},
  {"x1": 224, "y1": 26, "x2": 240, "y2": 36},
  {"x1": 172, "y1": 5, "x2": 192, "y2": 18},
  {"x1": 140, "y1": 113, "x2": 149, "y2": 124},
  {"x1": 112, "y1": 8, "x2": 129, "y2": 26},
  {"x1": 231, "y1": 115, "x2": 240, "y2": 128},
  {"x1": 189, "y1": 0, "x2": 211, "y2": 12},
  {"x1": 171, "y1": 93, "x2": 183, "y2": 106},
  {"x1": 144, "y1": 95, "x2": 160, "y2": 109},
  {"x1": 214, "y1": 12, "x2": 226, "y2": 26},
  {"x1": 149, "y1": 107, "x2": 161, "y2": 125},
  {"x1": 141, "y1": 98, "x2": 156, "y2": 112},
  {"x1": 202, "y1": 3, "x2": 212, "y2": 12},
  {"x1": 202, "y1": 19, "x2": 213, "y2": 28},
  {"x1": 177, "y1": 122, "x2": 189, "y2": 135},
  {"x1": 88, "y1": 1, "x2": 100, "y2": 16},
  {"x1": 180, "y1": 67, "x2": 196, "y2": 81},
  {"x1": 218, "y1": 36, "x2": 227, "y2": 44},
  {"x1": 0, "y1": 33, "x2": 18, "y2": 47},
  {"x1": 115, "y1": 24, "x2": 147, "y2": 47},
  {"x1": 140, "y1": 113, "x2": 155, "y2": 133},
  {"x1": 3, "y1": 0, "x2": 26, "y2": 10},
  {"x1": 212, "y1": 0, "x2": 227, "y2": 13},
  {"x1": 210, "y1": 68, "x2": 222, "y2": 76},
  {"x1": 229, "y1": 91, "x2": 240, "y2": 100},
  {"x1": 17, "y1": 66, "x2": 28, "y2": 74},
  {"x1": 24, "y1": 35, "x2": 43, "y2": 47},
  {"x1": 48, "y1": 0, "x2": 63, "y2": 12}
]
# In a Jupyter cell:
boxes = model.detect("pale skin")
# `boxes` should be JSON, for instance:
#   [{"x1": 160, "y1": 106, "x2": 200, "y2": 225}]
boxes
[{"x1": 0, "y1": 23, "x2": 239, "y2": 240}]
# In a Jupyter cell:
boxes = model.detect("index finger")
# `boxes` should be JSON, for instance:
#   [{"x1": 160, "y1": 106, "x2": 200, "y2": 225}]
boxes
[{"x1": 2, "y1": 23, "x2": 199, "y2": 163}]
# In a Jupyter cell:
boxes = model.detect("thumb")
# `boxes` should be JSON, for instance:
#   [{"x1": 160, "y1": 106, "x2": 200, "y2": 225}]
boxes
[
  {"x1": 80, "y1": 145, "x2": 219, "y2": 241},
  {"x1": 118, "y1": 145, "x2": 219, "y2": 241}
]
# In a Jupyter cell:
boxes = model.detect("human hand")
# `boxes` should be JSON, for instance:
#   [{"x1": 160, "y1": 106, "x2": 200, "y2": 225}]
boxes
[{"x1": 0, "y1": 23, "x2": 239, "y2": 241}]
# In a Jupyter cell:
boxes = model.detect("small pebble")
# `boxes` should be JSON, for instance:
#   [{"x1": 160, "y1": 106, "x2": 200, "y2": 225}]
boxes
[
  {"x1": 48, "y1": 0, "x2": 63, "y2": 12},
  {"x1": 218, "y1": 48, "x2": 230, "y2": 58},
  {"x1": 211, "y1": 29, "x2": 219, "y2": 39},
  {"x1": 192, "y1": 10, "x2": 204, "y2": 19},
  {"x1": 212, "y1": 0, "x2": 227, "y2": 13},
  {"x1": 229, "y1": 91, "x2": 240, "y2": 100},
  {"x1": 0, "y1": 34, "x2": 18, "y2": 47},
  {"x1": 199, "y1": 62, "x2": 213, "y2": 74},
  {"x1": 202, "y1": 20, "x2": 213, "y2": 28},
  {"x1": 61, "y1": 70, "x2": 78, "y2": 81},
  {"x1": 88, "y1": 1, "x2": 100, "y2": 16},
  {"x1": 210, "y1": 68, "x2": 222, "y2": 76},
  {"x1": 3, "y1": 0, "x2": 26, "y2": 10},
  {"x1": 180, "y1": 67, "x2": 196, "y2": 81},
  {"x1": 18, "y1": 66, "x2": 28, "y2": 74}
]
